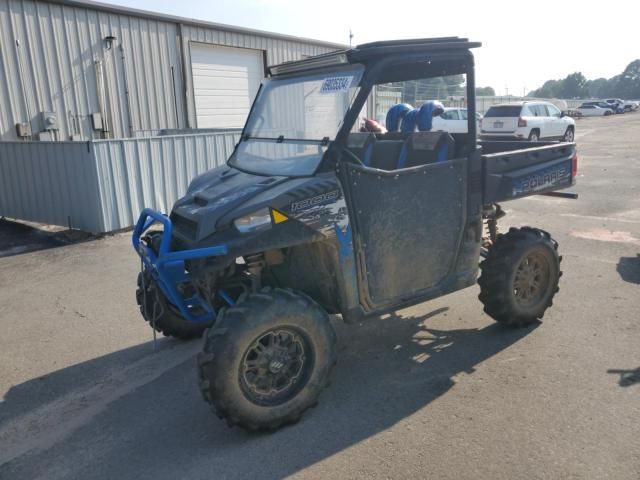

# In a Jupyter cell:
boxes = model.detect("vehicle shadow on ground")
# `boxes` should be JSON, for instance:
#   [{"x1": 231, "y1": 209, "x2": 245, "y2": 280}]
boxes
[
  {"x1": 1, "y1": 308, "x2": 536, "y2": 480},
  {"x1": 0, "y1": 217, "x2": 95, "y2": 258},
  {"x1": 616, "y1": 254, "x2": 640, "y2": 284},
  {"x1": 607, "y1": 368, "x2": 640, "y2": 387}
]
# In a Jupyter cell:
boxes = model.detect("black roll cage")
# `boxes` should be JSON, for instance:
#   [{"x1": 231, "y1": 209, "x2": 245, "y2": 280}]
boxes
[{"x1": 233, "y1": 37, "x2": 481, "y2": 176}]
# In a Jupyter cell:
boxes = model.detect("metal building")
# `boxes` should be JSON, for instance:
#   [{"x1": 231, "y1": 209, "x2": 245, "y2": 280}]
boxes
[{"x1": 0, "y1": 0, "x2": 343, "y2": 142}]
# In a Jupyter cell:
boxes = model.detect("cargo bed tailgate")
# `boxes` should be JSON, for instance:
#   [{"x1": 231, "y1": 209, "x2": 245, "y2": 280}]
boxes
[{"x1": 482, "y1": 142, "x2": 576, "y2": 203}]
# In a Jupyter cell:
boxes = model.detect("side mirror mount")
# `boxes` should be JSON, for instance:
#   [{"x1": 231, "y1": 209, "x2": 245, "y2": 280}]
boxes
[{"x1": 560, "y1": 111, "x2": 567, "y2": 118}]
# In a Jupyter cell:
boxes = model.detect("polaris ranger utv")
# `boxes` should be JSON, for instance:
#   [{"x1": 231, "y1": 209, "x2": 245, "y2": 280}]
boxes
[{"x1": 133, "y1": 37, "x2": 577, "y2": 431}]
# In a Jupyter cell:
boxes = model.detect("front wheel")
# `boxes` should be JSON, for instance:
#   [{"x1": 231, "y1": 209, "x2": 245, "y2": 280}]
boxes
[
  {"x1": 136, "y1": 272, "x2": 211, "y2": 340},
  {"x1": 478, "y1": 227, "x2": 562, "y2": 327},
  {"x1": 197, "y1": 287, "x2": 337, "y2": 431},
  {"x1": 563, "y1": 127, "x2": 575, "y2": 142}
]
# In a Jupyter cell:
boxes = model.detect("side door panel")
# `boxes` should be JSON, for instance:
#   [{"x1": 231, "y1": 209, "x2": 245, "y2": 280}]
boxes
[{"x1": 342, "y1": 159, "x2": 468, "y2": 310}]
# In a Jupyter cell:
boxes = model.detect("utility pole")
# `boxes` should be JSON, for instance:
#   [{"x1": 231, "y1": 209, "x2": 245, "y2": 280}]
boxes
[{"x1": 349, "y1": 30, "x2": 354, "y2": 47}]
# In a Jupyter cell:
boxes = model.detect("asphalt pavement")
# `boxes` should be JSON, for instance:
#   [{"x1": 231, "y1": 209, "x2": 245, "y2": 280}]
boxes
[{"x1": 0, "y1": 113, "x2": 638, "y2": 480}]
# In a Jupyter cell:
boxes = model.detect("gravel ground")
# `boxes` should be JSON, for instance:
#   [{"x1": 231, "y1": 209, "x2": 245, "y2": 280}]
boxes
[{"x1": 0, "y1": 113, "x2": 638, "y2": 480}]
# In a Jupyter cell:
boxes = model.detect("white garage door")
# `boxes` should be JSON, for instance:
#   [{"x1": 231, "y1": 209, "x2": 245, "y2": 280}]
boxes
[{"x1": 191, "y1": 43, "x2": 264, "y2": 129}]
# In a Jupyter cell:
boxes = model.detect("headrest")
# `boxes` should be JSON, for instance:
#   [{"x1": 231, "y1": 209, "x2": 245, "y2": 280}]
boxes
[
  {"x1": 385, "y1": 103, "x2": 413, "y2": 132},
  {"x1": 417, "y1": 101, "x2": 445, "y2": 131},
  {"x1": 400, "y1": 109, "x2": 419, "y2": 133}
]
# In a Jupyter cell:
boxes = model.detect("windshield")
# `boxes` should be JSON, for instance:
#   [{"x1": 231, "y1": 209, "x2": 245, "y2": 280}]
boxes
[{"x1": 229, "y1": 66, "x2": 364, "y2": 176}]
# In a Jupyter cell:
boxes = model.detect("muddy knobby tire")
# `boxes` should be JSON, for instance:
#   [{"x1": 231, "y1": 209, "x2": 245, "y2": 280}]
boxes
[
  {"x1": 136, "y1": 272, "x2": 210, "y2": 340},
  {"x1": 197, "y1": 287, "x2": 337, "y2": 432},
  {"x1": 478, "y1": 227, "x2": 562, "y2": 327}
]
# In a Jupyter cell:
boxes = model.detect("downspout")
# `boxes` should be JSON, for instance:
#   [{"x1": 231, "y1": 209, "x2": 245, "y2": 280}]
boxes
[
  {"x1": 119, "y1": 44, "x2": 134, "y2": 137},
  {"x1": 15, "y1": 39, "x2": 34, "y2": 140},
  {"x1": 171, "y1": 66, "x2": 180, "y2": 129},
  {"x1": 95, "y1": 59, "x2": 109, "y2": 139},
  {"x1": 177, "y1": 23, "x2": 191, "y2": 129}
]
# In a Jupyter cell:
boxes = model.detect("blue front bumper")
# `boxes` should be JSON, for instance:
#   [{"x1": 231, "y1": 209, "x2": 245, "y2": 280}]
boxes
[{"x1": 132, "y1": 208, "x2": 228, "y2": 324}]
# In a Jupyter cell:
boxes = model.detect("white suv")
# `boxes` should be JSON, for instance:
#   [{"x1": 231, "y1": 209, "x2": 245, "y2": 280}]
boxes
[{"x1": 480, "y1": 101, "x2": 575, "y2": 142}]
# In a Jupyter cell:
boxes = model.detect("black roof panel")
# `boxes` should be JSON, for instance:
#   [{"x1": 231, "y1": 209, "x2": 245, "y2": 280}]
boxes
[{"x1": 268, "y1": 37, "x2": 481, "y2": 76}]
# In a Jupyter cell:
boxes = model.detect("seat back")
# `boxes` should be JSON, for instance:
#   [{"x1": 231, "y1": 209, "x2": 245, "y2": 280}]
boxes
[
  {"x1": 396, "y1": 132, "x2": 455, "y2": 169},
  {"x1": 369, "y1": 140, "x2": 405, "y2": 170},
  {"x1": 346, "y1": 133, "x2": 376, "y2": 166}
]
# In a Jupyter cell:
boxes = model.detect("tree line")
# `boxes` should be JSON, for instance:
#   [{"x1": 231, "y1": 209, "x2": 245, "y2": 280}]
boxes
[{"x1": 527, "y1": 60, "x2": 640, "y2": 100}]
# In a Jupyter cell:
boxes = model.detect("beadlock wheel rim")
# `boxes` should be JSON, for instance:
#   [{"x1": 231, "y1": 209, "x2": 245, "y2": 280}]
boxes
[
  {"x1": 513, "y1": 251, "x2": 551, "y2": 308},
  {"x1": 240, "y1": 328, "x2": 313, "y2": 406}
]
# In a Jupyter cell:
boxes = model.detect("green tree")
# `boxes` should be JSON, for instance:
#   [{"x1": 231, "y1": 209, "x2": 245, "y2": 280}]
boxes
[
  {"x1": 529, "y1": 79, "x2": 561, "y2": 98},
  {"x1": 560, "y1": 72, "x2": 588, "y2": 98},
  {"x1": 617, "y1": 60, "x2": 640, "y2": 99},
  {"x1": 475, "y1": 86, "x2": 496, "y2": 96},
  {"x1": 528, "y1": 59, "x2": 640, "y2": 99},
  {"x1": 586, "y1": 78, "x2": 608, "y2": 98}
]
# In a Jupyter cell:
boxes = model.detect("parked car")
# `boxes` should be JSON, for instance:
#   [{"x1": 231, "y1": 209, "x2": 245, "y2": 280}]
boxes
[
  {"x1": 479, "y1": 101, "x2": 575, "y2": 141},
  {"x1": 431, "y1": 107, "x2": 481, "y2": 133},
  {"x1": 581, "y1": 101, "x2": 619, "y2": 113},
  {"x1": 576, "y1": 104, "x2": 614, "y2": 116},
  {"x1": 622, "y1": 100, "x2": 639, "y2": 112},
  {"x1": 604, "y1": 98, "x2": 626, "y2": 113}
]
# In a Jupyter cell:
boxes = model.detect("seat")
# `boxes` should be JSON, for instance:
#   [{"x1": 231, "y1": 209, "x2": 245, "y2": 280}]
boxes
[
  {"x1": 396, "y1": 131, "x2": 455, "y2": 169},
  {"x1": 346, "y1": 132, "x2": 376, "y2": 166},
  {"x1": 368, "y1": 140, "x2": 405, "y2": 170}
]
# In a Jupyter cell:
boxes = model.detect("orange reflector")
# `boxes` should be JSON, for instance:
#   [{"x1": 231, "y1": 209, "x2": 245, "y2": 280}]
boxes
[{"x1": 271, "y1": 209, "x2": 289, "y2": 224}]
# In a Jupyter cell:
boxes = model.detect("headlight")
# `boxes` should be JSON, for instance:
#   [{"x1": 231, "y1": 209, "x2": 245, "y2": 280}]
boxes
[{"x1": 233, "y1": 207, "x2": 272, "y2": 233}]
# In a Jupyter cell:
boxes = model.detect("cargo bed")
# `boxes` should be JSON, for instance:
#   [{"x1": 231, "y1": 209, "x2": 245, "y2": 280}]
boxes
[{"x1": 479, "y1": 140, "x2": 577, "y2": 203}]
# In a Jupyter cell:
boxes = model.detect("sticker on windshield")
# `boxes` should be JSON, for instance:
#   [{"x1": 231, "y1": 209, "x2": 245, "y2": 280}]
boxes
[{"x1": 319, "y1": 76, "x2": 353, "y2": 94}]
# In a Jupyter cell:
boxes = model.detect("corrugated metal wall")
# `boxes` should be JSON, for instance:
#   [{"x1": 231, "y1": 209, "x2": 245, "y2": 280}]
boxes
[
  {"x1": 93, "y1": 131, "x2": 239, "y2": 232},
  {"x1": 0, "y1": 140, "x2": 104, "y2": 230},
  {"x1": 0, "y1": 131, "x2": 240, "y2": 232},
  {"x1": 0, "y1": 0, "x2": 184, "y2": 141},
  {"x1": 0, "y1": 0, "x2": 339, "y2": 142}
]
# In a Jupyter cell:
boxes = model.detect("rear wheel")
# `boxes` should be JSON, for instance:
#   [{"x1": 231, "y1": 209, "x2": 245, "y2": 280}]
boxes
[
  {"x1": 528, "y1": 130, "x2": 540, "y2": 141},
  {"x1": 136, "y1": 272, "x2": 210, "y2": 340},
  {"x1": 478, "y1": 227, "x2": 561, "y2": 327},
  {"x1": 197, "y1": 287, "x2": 336, "y2": 431}
]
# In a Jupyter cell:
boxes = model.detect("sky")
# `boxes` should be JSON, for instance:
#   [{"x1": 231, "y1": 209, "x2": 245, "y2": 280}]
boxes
[{"x1": 100, "y1": 0, "x2": 639, "y2": 96}]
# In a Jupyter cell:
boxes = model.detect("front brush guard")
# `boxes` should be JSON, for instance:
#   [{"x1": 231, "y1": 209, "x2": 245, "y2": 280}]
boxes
[{"x1": 132, "y1": 208, "x2": 228, "y2": 324}]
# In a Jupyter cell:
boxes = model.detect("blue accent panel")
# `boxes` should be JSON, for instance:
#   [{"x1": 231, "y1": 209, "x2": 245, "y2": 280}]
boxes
[
  {"x1": 396, "y1": 144, "x2": 409, "y2": 169},
  {"x1": 385, "y1": 103, "x2": 413, "y2": 132},
  {"x1": 437, "y1": 144, "x2": 449, "y2": 162},
  {"x1": 400, "y1": 109, "x2": 419, "y2": 133},
  {"x1": 334, "y1": 223, "x2": 353, "y2": 262},
  {"x1": 132, "y1": 208, "x2": 229, "y2": 324},
  {"x1": 363, "y1": 143, "x2": 374, "y2": 166}
]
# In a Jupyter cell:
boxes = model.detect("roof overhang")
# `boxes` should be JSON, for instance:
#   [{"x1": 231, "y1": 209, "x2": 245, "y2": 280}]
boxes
[{"x1": 268, "y1": 37, "x2": 481, "y2": 77}]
